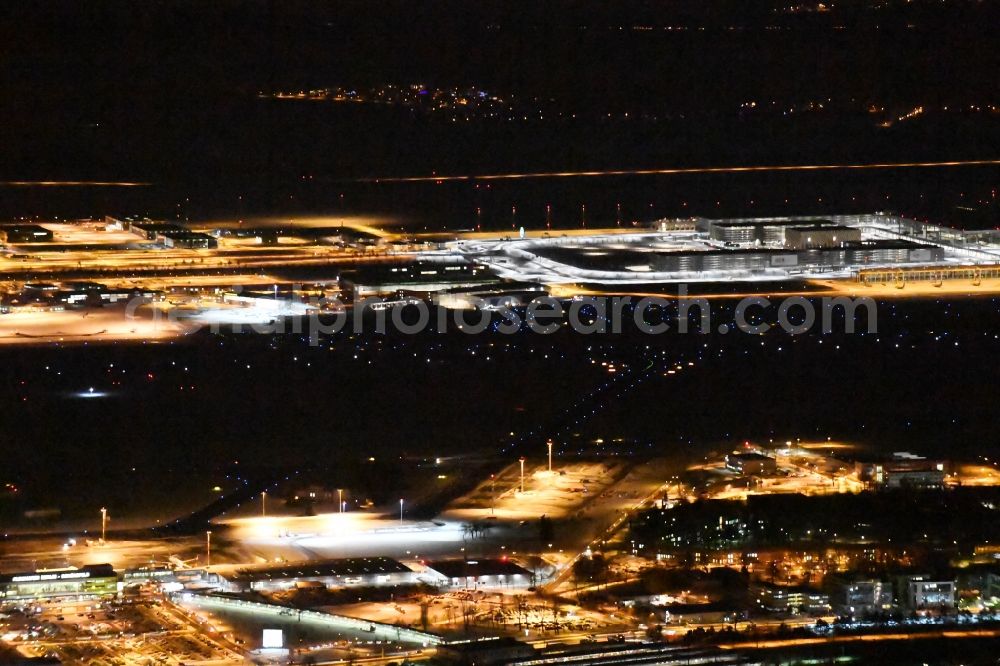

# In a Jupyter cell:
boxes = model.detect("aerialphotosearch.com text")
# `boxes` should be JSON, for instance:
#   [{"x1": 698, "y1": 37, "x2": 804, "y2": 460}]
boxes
[{"x1": 130, "y1": 285, "x2": 878, "y2": 343}]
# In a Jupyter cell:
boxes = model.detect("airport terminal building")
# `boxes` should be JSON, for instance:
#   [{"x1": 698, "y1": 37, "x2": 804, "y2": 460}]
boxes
[
  {"x1": 0, "y1": 565, "x2": 118, "y2": 603},
  {"x1": 0, "y1": 224, "x2": 54, "y2": 243},
  {"x1": 473, "y1": 213, "x2": 976, "y2": 285}
]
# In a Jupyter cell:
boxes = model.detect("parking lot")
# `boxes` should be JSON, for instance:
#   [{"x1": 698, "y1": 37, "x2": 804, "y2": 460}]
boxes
[{"x1": 0, "y1": 595, "x2": 241, "y2": 665}]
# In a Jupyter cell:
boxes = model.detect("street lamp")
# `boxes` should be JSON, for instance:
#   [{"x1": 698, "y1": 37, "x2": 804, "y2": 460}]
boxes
[
  {"x1": 338, "y1": 489, "x2": 343, "y2": 514},
  {"x1": 399, "y1": 499, "x2": 404, "y2": 524},
  {"x1": 261, "y1": 491, "x2": 267, "y2": 518},
  {"x1": 519, "y1": 457, "x2": 526, "y2": 493},
  {"x1": 206, "y1": 530, "x2": 212, "y2": 568},
  {"x1": 490, "y1": 474, "x2": 496, "y2": 516},
  {"x1": 547, "y1": 439, "x2": 553, "y2": 472},
  {"x1": 100, "y1": 507, "x2": 107, "y2": 543}
]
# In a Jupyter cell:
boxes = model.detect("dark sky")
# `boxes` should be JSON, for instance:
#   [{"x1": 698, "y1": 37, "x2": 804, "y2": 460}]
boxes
[
  {"x1": 3, "y1": 1, "x2": 995, "y2": 95},
  {"x1": 0, "y1": 1, "x2": 996, "y2": 182}
]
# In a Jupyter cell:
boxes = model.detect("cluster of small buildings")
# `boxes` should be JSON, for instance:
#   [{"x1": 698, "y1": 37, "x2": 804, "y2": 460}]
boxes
[
  {"x1": 854, "y1": 452, "x2": 948, "y2": 490},
  {"x1": 629, "y1": 563, "x2": 1000, "y2": 628},
  {"x1": 2, "y1": 219, "x2": 221, "y2": 249},
  {"x1": 704, "y1": 218, "x2": 861, "y2": 248},
  {"x1": 1, "y1": 281, "x2": 161, "y2": 311},
  {"x1": 754, "y1": 574, "x2": 964, "y2": 616},
  {"x1": 723, "y1": 447, "x2": 947, "y2": 491},
  {"x1": 1, "y1": 216, "x2": 390, "y2": 251},
  {"x1": 338, "y1": 262, "x2": 496, "y2": 300}
]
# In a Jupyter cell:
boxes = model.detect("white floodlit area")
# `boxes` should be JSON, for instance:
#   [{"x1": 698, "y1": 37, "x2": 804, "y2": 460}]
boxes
[
  {"x1": 222, "y1": 512, "x2": 473, "y2": 560},
  {"x1": 173, "y1": 295, "x2": 318, "y2": 326}
]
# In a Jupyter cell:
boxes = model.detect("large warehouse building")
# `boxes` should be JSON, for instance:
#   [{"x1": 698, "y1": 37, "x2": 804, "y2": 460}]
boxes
[
  {"x1": 784, "y1": 224, "x2": 861, "y2": 249},
  {"x1": 726, "y1": 452, "x2": 778, "y2": 476},
  {"x1": 424, "y1": 559, "x2": 535, "y2": 589},
  {"x1": 647, "y1": 240, "x2": 943, "y2": 273},
  {"x1": 226, "y1": 557, "x2": 416, "y2": 592},
  {"x1": 0, "y1": 224, "x2": 54, "y2": 243},
  {"x1": 706, "y1": 219, "x2": 849, "y2": 245}
]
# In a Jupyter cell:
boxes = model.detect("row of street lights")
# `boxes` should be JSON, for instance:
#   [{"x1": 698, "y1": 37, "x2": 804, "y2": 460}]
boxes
[
  {"x1": 261, "y1": 487, "x2": 349, "y2": 519},
  {"x1": 252, "y1": 440, "x2": 556, "y2": 528}
]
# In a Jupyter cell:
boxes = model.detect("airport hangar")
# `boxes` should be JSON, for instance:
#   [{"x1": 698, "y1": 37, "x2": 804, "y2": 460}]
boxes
[{"x1": 224, "y1": 557, "x2": 416, "y2": 592}]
